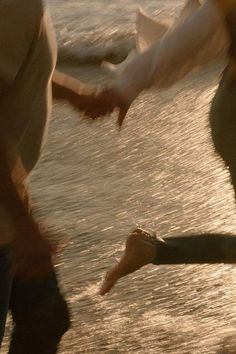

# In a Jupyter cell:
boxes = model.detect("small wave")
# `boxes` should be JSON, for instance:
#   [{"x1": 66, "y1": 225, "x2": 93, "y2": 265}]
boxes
[{"x1": 57, "y1": 36, "x2": 135, "y2": 65}]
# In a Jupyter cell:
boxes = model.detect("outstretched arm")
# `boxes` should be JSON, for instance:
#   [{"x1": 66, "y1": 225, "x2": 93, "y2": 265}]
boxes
[
  {"x1": 113, "y1": 0, "x2": 227, "y2": 100},
  {"x1": 52, "y1": 69, "x2": 100, "y2": 111},
  {"x1": 80, "y1": 0, "x2": 229, "y2": 127}
]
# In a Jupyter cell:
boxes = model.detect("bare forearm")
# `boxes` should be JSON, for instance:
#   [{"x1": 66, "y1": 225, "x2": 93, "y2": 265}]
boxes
[
  {"x1": 51, "y1": 69, "x2": 99, "y2": 111},
  {"x1": 52, "y1": 69, "x2": 82, "y2": 100}
]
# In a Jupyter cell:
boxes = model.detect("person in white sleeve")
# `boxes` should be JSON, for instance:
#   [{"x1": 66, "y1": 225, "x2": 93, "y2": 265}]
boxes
[{"x1": 79, "y1": 0, "x2": 236, "y2": 295}]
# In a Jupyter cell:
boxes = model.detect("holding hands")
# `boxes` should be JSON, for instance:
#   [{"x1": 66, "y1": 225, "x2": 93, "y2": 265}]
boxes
[
  {"x1": 75, "y1": 86, "x2": 131, "y2": 128},
  {"x1": 52, "y1": 70, "x2": 131, "y2": 128}
]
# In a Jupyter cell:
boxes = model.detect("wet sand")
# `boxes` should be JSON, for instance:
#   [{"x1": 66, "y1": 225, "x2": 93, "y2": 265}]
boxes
[{"x1": 3, "y1": 63, "x2": 236, "y2": 353}]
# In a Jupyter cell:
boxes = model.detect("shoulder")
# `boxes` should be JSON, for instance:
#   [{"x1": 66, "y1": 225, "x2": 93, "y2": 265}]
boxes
[
  {"x1": 0, "y1": 0, "x2": 46, "y2": 46},
  {"x1": 0, "y1": 0, "x2": 44, "y2": 25},
  {"x1": 0, "y1": 0, "x2": 47, "y2": 59}
]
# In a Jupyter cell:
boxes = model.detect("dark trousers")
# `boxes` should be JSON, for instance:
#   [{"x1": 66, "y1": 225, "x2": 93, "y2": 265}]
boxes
[
  {"x1": 0, "y1": 245, "x2": 70, "y2": 354},
  {"x1": 154, "y1": 75, "x2": 236, "y2": 266},
  {"x1": 8, "y1": 271, "x2": 70, "y2": 354},
  {"x1": 154, "y1": 234, "x2": 236, "y2": 265},
  {"x1": 0, "y1": 246, "x2": 12, "y2": 344},
  {"x1": 0, "y1": 182, "x2": 70, "y2": 353}
]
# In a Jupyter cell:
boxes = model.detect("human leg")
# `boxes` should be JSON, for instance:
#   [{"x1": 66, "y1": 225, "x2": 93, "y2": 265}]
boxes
[
  {"x1": 0, "y1": 163, "x2": 28, "y2": 347},
  {"x1": 0, "y1": 245, "x2": 13, "y2": 346},
  {"x1": 209, "y1": 74, "x2": 236, "y2": 195},
  {"x1": 8, "y1": 270, "x2": 70, "y2": 354},
  {"x1": 6, "y1": 181, "x2": 70, "y2": 354},
  {"x1": 100, "y1": 228, "x2": 236, "y2": 295},
  {"x1": 100, "y1": 78, "x2": 236, "y2": 295}
]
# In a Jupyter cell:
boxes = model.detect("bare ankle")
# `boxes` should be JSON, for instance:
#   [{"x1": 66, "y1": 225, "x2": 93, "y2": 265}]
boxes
[{"x1": 127, "y1": 228, "x2": 157, "y2": 264}]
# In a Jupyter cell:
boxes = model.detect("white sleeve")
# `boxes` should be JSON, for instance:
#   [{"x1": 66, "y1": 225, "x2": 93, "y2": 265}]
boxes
[{"x1": 113, "y1": 0, "x2": 229, "y2": 103}]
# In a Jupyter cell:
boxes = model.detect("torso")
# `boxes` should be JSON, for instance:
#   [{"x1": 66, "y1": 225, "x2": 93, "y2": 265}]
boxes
[{"x1": 0, "y1": 0, "x2": 57, "y2": 175}]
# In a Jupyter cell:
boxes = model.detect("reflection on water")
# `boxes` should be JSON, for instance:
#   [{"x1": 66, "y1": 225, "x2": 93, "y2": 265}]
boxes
[
  {"x1": 3, "y1": 63, "x2": 236, "y2": 353},
  {"x1": 47, "y1": 0, "x2": 185, "y2": 64}
]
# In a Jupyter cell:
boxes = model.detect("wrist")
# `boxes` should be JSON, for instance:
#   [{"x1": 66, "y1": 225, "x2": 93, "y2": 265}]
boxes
[
  {"x1": 52, "y1": 81, "x2": 72, "y2": 101},
  {"x1": 112, "y1": 76, "x2": 139, "y2": 107},
  {"x1": 52, "y1": 69, "x2": 83, "y2": 101}
]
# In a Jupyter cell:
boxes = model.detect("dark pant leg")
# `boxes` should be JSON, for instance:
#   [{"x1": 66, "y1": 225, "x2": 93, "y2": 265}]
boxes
[
  {"x1": 8, "y1": 271, "x2": 70, "y2": 354},
  {"x1": 153, "y1": 77, "x2": 236, "y2": 266},
  {"x1": 210, "y1": 76, "x2": 236, "y2": 195},
  {"x1": 0, "y1": 245, "x2": 12, "y2": 347},
  {"x1": 7, "y1": 182, "x2": 70, "y2": 353},
  {"x1": 154, "y1": 233, "x2": 236, "y2": 265}
]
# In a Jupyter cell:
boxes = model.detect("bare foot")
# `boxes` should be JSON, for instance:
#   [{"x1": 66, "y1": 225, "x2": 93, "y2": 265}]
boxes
[{"x1": 99, "y1": 228, "x2": 157, "y2": 295}]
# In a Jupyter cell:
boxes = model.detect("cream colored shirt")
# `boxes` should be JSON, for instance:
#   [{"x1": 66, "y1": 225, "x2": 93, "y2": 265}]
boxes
[
  {"x1": 0, "y1": 0, "x2": 57, "y2": 174},
  {"x1": 0, "y1": 0, "x2": 57, "y2": 245},
  {"x1": 113, "y1": 0, "x2": 230, "y2": 103}
]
